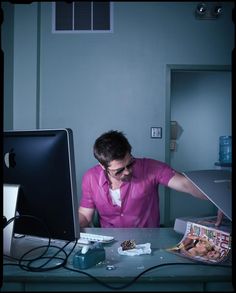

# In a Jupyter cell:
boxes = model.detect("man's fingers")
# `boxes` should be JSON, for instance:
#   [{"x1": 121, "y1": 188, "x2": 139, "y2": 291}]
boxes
[{"x1": 215, "y1": 210, "x2": 224, "y2": 227}]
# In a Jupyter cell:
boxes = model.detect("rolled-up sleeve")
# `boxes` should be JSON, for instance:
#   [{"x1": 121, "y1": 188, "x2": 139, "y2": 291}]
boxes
[{"x1": 146, "y1": 159, "x2": 176, "y2": 186}]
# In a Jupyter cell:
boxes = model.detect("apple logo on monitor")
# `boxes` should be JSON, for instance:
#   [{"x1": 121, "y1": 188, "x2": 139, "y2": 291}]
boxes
[{"x1": 4, "y1": 149, "x2": 16, "y2": 168}]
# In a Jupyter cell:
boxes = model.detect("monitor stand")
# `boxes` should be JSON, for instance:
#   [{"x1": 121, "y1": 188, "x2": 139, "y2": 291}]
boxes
[{"x1": 3, "y1": 184, "x2": 20, "y2": 257}]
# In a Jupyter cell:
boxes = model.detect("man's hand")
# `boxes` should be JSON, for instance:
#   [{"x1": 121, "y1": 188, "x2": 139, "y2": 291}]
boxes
[{"x1": 215, "y1": 209, "x2": 224, "y2": 227}]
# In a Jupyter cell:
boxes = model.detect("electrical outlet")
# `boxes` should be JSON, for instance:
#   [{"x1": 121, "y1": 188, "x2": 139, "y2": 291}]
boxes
[{"x1": 151, "y1": 127, "x2": 162, "y2": 138}]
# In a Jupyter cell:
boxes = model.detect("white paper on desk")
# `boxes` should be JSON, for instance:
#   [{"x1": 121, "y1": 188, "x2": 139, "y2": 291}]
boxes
[{"x1": 118, "y1": 243, "x2": 151, "y2": 256}]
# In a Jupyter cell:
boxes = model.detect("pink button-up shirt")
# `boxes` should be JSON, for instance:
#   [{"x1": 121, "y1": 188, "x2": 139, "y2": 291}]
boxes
[{"x1": 80, "y1": 158, "x2": 176, "y2": 228}]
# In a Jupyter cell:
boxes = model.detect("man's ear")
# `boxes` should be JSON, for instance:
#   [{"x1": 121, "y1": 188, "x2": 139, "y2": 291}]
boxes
[{"x1": 99, "y1": 163, "x2": 106, "y2": 170}]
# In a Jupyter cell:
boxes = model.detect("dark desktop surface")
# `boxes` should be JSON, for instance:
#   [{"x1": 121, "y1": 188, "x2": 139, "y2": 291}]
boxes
[{"x1": 2, "y1": 228, "x2": 233, "y2": 292}]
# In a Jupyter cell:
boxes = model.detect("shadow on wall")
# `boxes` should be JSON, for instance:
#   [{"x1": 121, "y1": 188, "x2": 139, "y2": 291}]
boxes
[{"x1": 170, "y1": 121, "x2": 183, "y2": 152}]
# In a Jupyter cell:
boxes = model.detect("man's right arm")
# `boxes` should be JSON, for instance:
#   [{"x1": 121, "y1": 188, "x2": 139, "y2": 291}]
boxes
[{"x1": 79, "y1": 206, "x2": 95, "y2": 227}]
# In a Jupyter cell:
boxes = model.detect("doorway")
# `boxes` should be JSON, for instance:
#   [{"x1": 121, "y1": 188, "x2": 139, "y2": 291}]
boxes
[{"x1": 164, "y1": 65, "x2": 232, "y2": 226}]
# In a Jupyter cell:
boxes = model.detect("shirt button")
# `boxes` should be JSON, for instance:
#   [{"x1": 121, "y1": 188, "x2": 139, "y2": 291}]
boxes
[{"x1": 121, "y1": 213, "x2": 124, "y2": 216}]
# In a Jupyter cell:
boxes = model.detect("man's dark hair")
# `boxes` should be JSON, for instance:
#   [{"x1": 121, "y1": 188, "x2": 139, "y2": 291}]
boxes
[{"x1": 93, "y1": 130, "x2": 132, "y2": 168}]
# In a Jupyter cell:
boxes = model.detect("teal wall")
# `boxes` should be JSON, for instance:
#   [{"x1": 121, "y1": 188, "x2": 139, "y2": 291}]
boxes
[
  {"x1": 2, "y1": 2, "x2": 234, "y2": 225},
  {"x1": 2, "y1": 2, "x2": 14, "y2": 130}
]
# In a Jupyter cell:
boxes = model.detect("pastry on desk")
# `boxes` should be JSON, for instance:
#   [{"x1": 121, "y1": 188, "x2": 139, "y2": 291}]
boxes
[
  {"x1": 118, "y1": 240, "x2": 151, "y2": 255},
  {"x1": 120, "y1": 240, "x2": 136, "y2": 251}
]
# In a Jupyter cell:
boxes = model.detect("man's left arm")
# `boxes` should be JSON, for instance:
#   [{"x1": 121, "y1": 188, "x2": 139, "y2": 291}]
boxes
[
  {"x1": 168, "y1": 172, "x2": 224, "y2": 226},
  {"x1": 167, "y1": 172, "x2": 207, "y2": 200}
]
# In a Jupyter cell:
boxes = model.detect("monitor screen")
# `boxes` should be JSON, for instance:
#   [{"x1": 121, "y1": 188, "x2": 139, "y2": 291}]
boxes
[{"x1": 3, "y1": 128, "x2": 80, "y2": 242}]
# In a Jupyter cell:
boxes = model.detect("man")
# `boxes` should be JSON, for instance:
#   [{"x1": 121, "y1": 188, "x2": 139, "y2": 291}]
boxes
[{"x1": 79, "y1": 130, "x2": 223, "y2": 228}]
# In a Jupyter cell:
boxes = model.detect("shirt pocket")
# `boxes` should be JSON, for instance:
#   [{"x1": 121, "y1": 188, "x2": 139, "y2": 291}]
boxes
[{"x1": 130, "y1": 181, "x2": 156, "y2": 200}]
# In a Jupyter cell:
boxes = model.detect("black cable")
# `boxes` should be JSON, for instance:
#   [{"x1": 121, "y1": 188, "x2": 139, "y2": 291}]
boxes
[
  {"x1": 3, "y1": 249, "x2": 232, "y2": 290},
  {"x1": 4, "y1": 243, "x2": 72, "y2": 272},
  {"x1": 63, "y1": 261, "x2": 232, "y2": 290},
  {"x1": 3, "y1": 215, "x2": 78, "y2": 272},
  {"x1": 4, "y1": 214, "x2": 52, "y2": 261},
  {"x1": 21, "y1": 239, "x2": 78, "y2": 272},
  {"x1": 5, "y1": 214, "x2": 51, "y2": 239},
  {"x1": 19, "y1": 244, "x2": 68, "y2": 272}
]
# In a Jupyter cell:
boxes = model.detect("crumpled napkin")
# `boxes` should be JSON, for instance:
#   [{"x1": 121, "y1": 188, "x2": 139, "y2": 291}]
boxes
[{"x1": 118, "y1": 243, "x2": 151, "y2": 256}]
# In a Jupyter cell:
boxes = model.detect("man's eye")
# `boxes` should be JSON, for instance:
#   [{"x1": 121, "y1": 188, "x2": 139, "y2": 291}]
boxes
[{"x1": 115, "y1": 168, "x2": 124, "y2": 175}]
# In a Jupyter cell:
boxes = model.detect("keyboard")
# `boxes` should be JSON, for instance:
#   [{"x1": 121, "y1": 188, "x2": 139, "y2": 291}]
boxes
[
  {"x1": 78, "y1": 232, "x2": 114, "y2": 244},
  {"x1": 13, "y1": 232, "x2": 114, "y2": 247}
]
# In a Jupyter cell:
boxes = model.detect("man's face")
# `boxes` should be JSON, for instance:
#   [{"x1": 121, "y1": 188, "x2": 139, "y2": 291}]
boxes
[{"x1": 106, "y1": 153, "x2": 135, "y2": 182}]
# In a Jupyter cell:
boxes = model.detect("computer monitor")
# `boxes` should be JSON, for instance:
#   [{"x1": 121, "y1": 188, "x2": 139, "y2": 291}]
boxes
[{"x1": 3, "y1": 128, "x2": 80, "y2": 243}]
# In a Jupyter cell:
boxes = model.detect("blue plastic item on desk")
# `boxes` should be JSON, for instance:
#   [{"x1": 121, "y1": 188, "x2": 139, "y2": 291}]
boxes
[
  {"x1": 73, "y1": 243, "x2": 106, "y2": 269},
  {"x1": 219, "y1": 136, "x2": 232, "y2": 164}
]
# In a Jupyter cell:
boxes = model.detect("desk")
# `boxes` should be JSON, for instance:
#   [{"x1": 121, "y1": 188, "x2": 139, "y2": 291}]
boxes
[{"x1": 2, "y1": 228, "x2": 233, "y2": 292}]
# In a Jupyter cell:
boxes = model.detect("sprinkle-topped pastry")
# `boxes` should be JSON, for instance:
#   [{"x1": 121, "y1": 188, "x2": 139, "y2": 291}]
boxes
[{"x1": 121, "y1": 240, "x2": 136, "y2": 251}]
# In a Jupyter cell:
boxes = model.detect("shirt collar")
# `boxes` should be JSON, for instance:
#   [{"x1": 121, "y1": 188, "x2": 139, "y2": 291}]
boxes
[{"x1": 98, "y1": 166, "x2": 109, "y2": 187}]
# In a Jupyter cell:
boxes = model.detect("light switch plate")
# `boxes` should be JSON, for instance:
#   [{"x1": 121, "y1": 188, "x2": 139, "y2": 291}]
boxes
[{"x1": 151, "y1": 127, "x2": 162, "y2": 138}]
